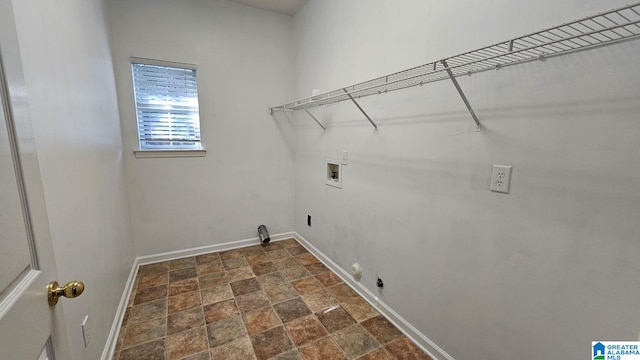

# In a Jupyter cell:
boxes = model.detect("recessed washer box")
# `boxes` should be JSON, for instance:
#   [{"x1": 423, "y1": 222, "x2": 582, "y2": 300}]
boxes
[{"x1": 326, "y1": 160, "x2": 342, "y2": 188}]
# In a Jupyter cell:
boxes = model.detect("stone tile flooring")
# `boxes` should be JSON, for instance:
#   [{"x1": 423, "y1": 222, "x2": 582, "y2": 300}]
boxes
[{"x1": 113, "y1": 239, "x2": 431, "y2": 360}]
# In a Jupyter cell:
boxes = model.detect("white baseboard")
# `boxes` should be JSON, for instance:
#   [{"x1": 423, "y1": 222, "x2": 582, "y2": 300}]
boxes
[
  {"x1": 136, "y1": 231, "x2": 296, "y2": 265},
  {"x1": 101, "y1": 230, "x2": 453, "y2": 360},
  {"x1": 100, "y1": 232, "x2": 295, "y2": 360},
  {"x1": 291, "y1": 232, "x2": 455, "y2": 360},
  {"x1": 100, "y1": 256, "x2": 139, "y2": 360}
]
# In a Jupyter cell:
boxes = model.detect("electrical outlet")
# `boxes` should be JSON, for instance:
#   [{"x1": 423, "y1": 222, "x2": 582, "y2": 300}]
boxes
[
  {"x1": 341, "y1": 150, "x2": 348, "y2": 165},
  {"x1": 490, "y1": 165, "x2": 512, "y2": 193},
  {"x1": 82, "y1": 315, "x2": 91, "y2": 348}
]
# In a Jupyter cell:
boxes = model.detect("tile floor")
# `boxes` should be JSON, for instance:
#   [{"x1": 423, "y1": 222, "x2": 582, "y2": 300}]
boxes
[{"x1": 113, "y1": 238, "x2": 431, "y2": 360}]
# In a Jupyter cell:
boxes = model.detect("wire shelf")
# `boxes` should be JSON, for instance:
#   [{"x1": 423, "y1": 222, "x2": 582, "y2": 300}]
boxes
[{"x1": 270, "y1": 3, "x2": 640, "y2": 116}]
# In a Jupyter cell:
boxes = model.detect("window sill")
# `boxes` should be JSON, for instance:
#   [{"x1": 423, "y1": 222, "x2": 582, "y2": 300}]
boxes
[{"x1": 133, "y1": 149, "x2": 206, "y2": 158}]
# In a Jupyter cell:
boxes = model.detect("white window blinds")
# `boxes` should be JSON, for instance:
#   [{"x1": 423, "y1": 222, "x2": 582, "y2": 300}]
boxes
[{"x1": 131, "y1": 59, "x2": 201, "y2": 150}]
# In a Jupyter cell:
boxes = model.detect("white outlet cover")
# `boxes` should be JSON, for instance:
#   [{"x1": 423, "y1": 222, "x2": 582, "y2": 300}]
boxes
[
  {"x1": 82, "y1": 315, "x2": 90, "y2": 348},
  {"x1": 490, "y1": 165, "x2": 512, "y2": 193}
]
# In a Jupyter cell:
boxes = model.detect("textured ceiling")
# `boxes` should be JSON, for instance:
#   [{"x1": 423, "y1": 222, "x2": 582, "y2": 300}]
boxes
[{"x1": 227, "y1": 0, "x2": 309, "y2": 16}]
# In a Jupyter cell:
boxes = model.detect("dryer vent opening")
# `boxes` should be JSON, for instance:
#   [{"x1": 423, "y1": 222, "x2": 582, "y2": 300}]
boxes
[{"x1": 257, "y1": 225, "x2": 270, "y2": 243}]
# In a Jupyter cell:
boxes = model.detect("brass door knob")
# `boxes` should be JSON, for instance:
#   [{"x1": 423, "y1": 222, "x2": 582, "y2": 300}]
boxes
[{"x1": 47, "y1": 280, "x2": 85, "y2": 306}]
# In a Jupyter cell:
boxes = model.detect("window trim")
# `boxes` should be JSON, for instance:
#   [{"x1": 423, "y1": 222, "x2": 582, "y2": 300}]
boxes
[
  {"x1": 130, "y1": 56, "x2": 205, "y2": 157},
  {"x1": 130, "y1": 56, "x2": 197, "y2": 71},
  {"x1": 133, "y1": 149, "x2": 206, "y2": 158}
]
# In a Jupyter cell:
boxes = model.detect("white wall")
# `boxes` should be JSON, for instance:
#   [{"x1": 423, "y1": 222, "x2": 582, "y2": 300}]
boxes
[
  {"x1": 292, "y1": 1, "x2": 640, "y2": 359},
  {"x1": 108, "y1": 0, "x2": 295, "y2": 256},
  {"x1": 11, "y1": 0, "x2": 135, "y2": 359}
]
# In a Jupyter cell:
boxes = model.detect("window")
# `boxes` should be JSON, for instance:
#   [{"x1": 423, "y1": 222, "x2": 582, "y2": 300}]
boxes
[{"x1": 131, "y1": 57, "x2": 202, "y2": 151}]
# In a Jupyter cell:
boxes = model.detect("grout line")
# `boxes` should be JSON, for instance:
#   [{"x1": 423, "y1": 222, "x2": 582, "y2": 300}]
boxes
[{"x1": 199, "y1": 276, "x2": 212, "y2": 358}]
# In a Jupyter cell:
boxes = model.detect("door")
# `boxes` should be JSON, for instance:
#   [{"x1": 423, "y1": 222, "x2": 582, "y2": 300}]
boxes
[{"x1": 0, "y1": 0, "x2": 72, "y2": 358}]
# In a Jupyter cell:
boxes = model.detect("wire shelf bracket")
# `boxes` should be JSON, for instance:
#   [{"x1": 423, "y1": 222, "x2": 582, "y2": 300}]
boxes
[
  {"x1": 301, "y1": 106, "x2": 326, "y2": 130},
  {"x1": 343, "y1": 88, "x2": 378, "y2": 130},
  {"x1": 269, "y1": 3, "x2": 640, "y2": 131},
  {"x1": 441, "y1": 59, "x2": 481, "y2": 131}
]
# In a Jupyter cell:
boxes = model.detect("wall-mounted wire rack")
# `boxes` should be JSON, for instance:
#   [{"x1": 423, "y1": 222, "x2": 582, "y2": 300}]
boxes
[{"x1": 269, "y1": 2, "x2": 640, "y2": 131}]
